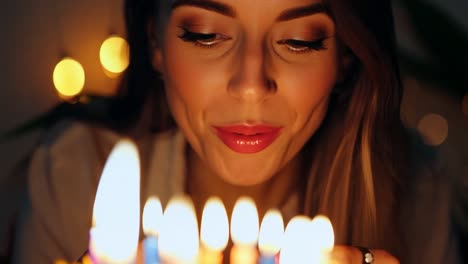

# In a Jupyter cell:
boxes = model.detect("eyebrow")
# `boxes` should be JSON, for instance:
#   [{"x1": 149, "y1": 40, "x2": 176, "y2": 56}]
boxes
[
  {"x1": 171, "y1": 0, "x2": 236, "y2": 17},
  {"x1": 171, "y1": 0, "x2": 329, "y2": 21},
  {"x1": 276, "y1": 3, "x2": 330, "y2": 22}
]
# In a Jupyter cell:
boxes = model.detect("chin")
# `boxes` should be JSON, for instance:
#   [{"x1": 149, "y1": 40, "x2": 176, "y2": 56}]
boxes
[
  {"x1": 217, "y1": 165, "x2": 276, "y2": 186},
  {"x1": 207, "y1": 143, "x2": 291, "y2": 187}
]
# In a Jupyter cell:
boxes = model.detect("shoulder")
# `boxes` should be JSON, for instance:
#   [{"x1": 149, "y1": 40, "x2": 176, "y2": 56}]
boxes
[
  {"x1": 17, "y1": 120, "x2": 122, "y2": 261},
  {"x1": 29, "y1": 118, "x2": 120, "y2": 204},
  {"x1": 28, "y1": 120, "x2": 121, "y2": 193},
  {"x1": 40, "y1": 120, "x2": 119, "y2": 156},
  {"x1": 29, "y1": 119, "x2": 124, "y2": 200}
]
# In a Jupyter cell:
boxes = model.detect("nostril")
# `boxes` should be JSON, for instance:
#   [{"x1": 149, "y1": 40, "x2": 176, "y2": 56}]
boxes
[{"x1": 266, "y1": 79, "x2": 277, "y2": 92}]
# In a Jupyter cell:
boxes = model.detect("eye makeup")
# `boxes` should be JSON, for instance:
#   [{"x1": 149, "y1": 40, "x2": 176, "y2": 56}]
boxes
[
  {"x1": 171, "y1": 6, "x2": 334, "y2": 57},
  {"x1": 277, "y1": 37, "x2": 328, "y2": 54},
  {"x1": 273, "y1": 17, "x2": 334, "y2": 55},
  {"x1": 177, "y1": 27, "x2": 231, "y2": 48}
]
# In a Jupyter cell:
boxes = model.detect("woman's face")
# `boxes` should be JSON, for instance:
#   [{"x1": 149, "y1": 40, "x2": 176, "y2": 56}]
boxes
[{"x1": 154, "y1": 0, "x2": 347, "y2": 185}]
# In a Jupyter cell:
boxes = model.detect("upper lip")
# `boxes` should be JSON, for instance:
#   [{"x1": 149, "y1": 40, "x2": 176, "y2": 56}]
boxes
[{"x1": 213, "y1": 124, "x2": 282, "y2": 135}]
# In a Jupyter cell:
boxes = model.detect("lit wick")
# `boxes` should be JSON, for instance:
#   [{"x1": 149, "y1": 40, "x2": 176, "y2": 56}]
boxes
[{"x1": 143, "y1": 196, "x2": 163, "y2": 264}]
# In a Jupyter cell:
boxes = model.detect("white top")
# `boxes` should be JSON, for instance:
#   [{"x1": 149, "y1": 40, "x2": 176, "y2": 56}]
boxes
[{"x1": 13, "y1": 121, "x2": 188, "y2": 263}]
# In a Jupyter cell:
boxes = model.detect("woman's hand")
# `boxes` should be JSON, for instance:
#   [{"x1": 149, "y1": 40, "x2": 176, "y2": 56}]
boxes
[{"x1": 329, "y1": 245, "x2": 399, "y2": 264}]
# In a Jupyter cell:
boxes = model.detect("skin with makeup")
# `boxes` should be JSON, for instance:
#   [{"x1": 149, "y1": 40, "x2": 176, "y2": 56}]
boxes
[
  {"x1": 150, "y1": 0, "x2": 399, "y2": 263},
  {"x1": 17, "y1": 0, "x2": 457, "y2": 263},
  {"x1": 157, "y1": 0, "x2": 341, "y2": 210}
]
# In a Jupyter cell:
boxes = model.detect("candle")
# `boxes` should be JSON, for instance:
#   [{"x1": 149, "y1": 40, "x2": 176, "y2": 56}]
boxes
[
  {"x1": 82, "y1": 255, "x2": 93, "y2": 264},
  {"x1": 143, "y1": 196, "x2": 164, "y2": 264},
  {"x1": 74, "y1": 137, "x2": 336, "y2": 263},
  {"x1": 199, "y1": 197, "x2": 229, "y2": 264},
  {"x1": 280, "y1": 215, "x2": 335, "y2": 264},
  {"x1": 279, "y1": 216, "x2": 314, "y2": 264},
  {"x1": 258, "y1": 209, "x2": 284, "y2": 264},
  {"x1": 158, "y1": 195, "x2": 199, "y2": 264},
  {"x1": 309, "y1": 215, "x2": 335, "y2": 264},
  {"x1": 230, "y1": 197, "x2": 259, "y2": 264},
  {"x1": 89, "y1": 139, "x2": 140, "y2": 264}
]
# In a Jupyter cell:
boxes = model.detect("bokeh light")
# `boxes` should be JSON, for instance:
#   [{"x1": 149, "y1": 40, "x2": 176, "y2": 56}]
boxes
[
  {"x1": 52, "y1": 57, "x2": 85, "y2": 98},
  {"x1": 462, "y1": 93, "x2": 468, "y2": 118},
  {"x1": 417, "y1": 113, "x2": 449, "y2": 146},
  {"x1": 99, "y1": 35, "x2": 129, "y2": 76}
]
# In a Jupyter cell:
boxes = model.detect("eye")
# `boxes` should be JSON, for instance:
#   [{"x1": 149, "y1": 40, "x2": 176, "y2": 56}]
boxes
[
  {"x1": 276, "y1": 38, "x2": 328, "y2": 54},
  {"x1": 178, "y1": 27, "x2": 231, "y2": 48}
]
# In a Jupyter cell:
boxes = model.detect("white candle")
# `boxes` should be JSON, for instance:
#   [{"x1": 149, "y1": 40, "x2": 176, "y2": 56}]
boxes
[
  {"x1": 89, "y1": 139, "x2": 141, "y2": 264},
  {"x1": 199, "y1": 197, "x2": 229, "y2": 264},
  {"x1": 310, "y1": 215, "x2": 335, "y2": 264},
  {"x1": 230, "y1": 197, "x2": 259, "y2": 264},
  {"x1": 158, "y1": 195, "x2": 199, "y2": 264},
  {"x1": 280, "y1": 215, "x2": 335, "y2": 264},
  {"x1": 258, "y1": 209, "x2": 284, "y2": 264},
  {"x1": 143, "y1": 196, "x2": 164, "y2": 264},
  {"x1": 279, "y1": 216, "x2": 314, "y2": 264}
]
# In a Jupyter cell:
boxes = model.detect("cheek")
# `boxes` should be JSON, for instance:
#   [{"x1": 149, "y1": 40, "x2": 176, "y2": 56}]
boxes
[
  {"x1": 162, "y1": 45, "x2": 224, "y2": 117},
  {"x1": 279, "y1": 57, "x2": 339, "y2": 128}
]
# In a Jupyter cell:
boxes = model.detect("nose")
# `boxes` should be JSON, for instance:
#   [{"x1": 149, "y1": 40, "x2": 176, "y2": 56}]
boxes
[{"x1": 227, "y1": 35, "x2": 277, "y2": 102}]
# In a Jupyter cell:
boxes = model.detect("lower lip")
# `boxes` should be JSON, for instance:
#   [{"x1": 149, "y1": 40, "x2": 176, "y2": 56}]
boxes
[{"x1": 213, "y1": 126, "x2": 282, "y2": 154}]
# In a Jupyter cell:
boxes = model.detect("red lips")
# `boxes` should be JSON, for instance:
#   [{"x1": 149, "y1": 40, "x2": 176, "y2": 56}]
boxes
[{"x1": 213, "y1": 125, "x2": 283, "y2": 154}]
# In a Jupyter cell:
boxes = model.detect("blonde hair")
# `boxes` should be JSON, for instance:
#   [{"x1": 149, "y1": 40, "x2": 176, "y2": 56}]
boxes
[{"x1": 303, "y1": 0, "x2": 408, "y2": 256}]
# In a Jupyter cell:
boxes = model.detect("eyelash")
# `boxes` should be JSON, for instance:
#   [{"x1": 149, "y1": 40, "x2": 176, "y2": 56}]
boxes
[
  {"x1": 276, "y1": 38, "x2": 327, "y2": 54},
  {"x1": 178, "y1": 27, "x2": 230, "y2": 48},
  {"x1": 178, "y1": 27, "x2": 328, "y2": 54}
]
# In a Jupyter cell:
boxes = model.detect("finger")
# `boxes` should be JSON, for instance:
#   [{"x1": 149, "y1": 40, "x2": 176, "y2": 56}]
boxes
[
  {"x1": 136, "y1": 243, "x2": 144, "y2": 264},
  {"x1": 368, "y1": 249, "x2": 400, "y2": 264},
  {"x1": 329, "y1": 245, "x2": 400, "y2": 264},
  {"x1": 329, "y1": 245, "x2": 362, "y2": 263}
]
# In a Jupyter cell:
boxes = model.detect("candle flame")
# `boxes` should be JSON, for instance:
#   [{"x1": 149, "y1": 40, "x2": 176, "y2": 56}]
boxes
[
  {"x1": 159, "y1": 195, "x2": 199, "y2": 263},
  {"x1": 230, "y1": 197, "x2": 259, "y2": 246},
  {"x1": 90, "y1": 139, "x2": 140, "y2": 263},
  {"x1": 310, "y1": 215, "x2": 334, "y2": 252},
  {"x1": 201, "y1": 197, "x2": 229, "y2": 251},
  {"x1": 143, "y1": 196, "x2": 163, "y2": 237},
  {"x1": 258, "y1": 209, "x2": 284, "y2": 256},
  {"x1": 279, "y1": 216, "x2": 314, "y2": 264}
]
